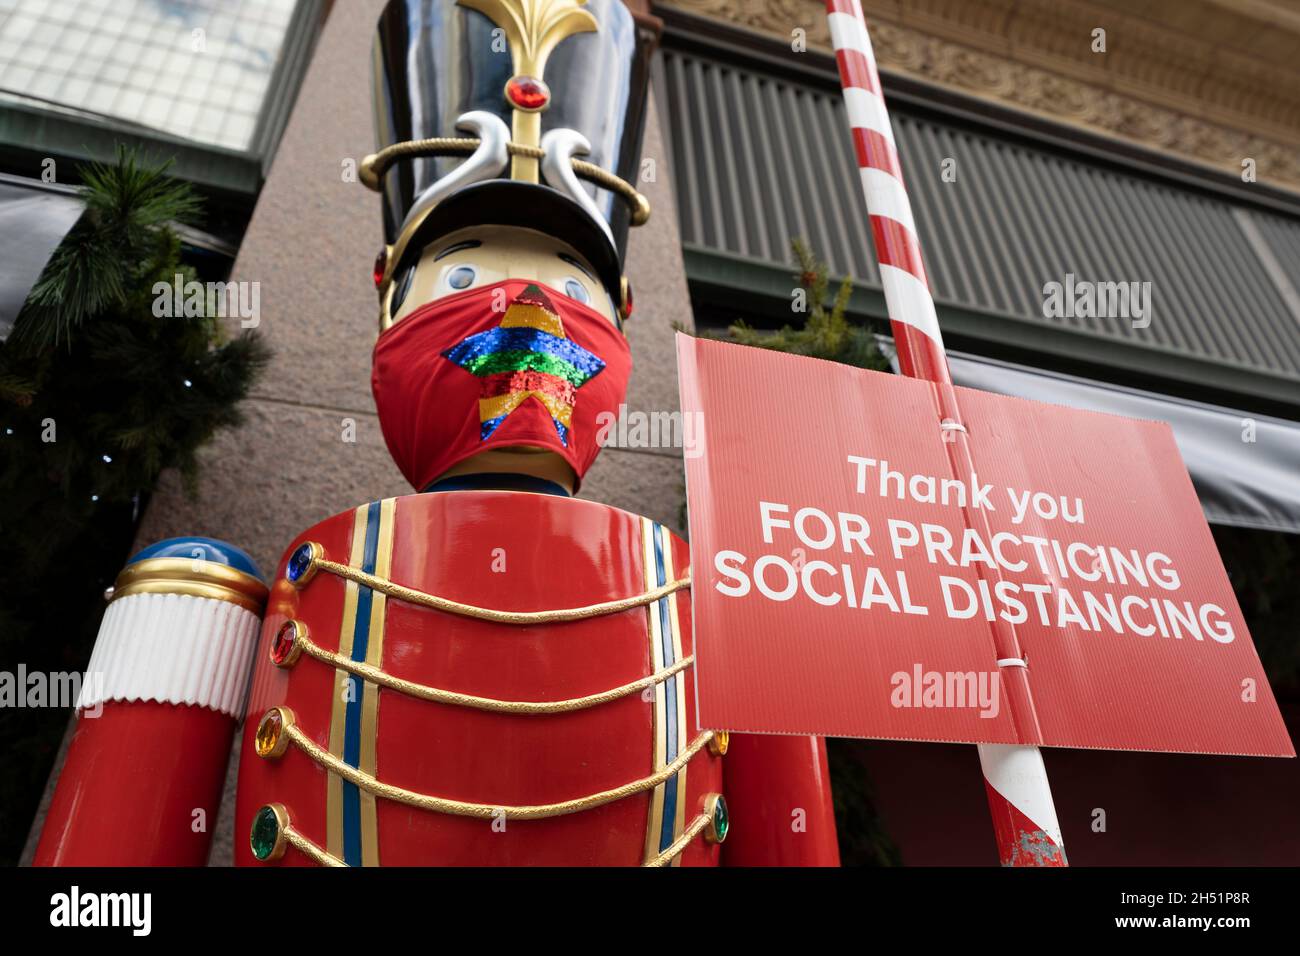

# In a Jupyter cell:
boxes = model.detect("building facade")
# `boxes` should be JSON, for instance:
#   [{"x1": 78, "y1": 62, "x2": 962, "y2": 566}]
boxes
[{"x1": 16, "y1": 0, "x2": 1300, "y2": 865}]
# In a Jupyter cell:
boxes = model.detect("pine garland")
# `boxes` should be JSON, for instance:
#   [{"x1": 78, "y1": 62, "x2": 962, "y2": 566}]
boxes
[
  {"x1": 721, "y1": 238, "x2": 890, "y2": 372},
  {"x1": 1, "y1": 146, "x2": 269, "y2": 512},
  {"x1": 0, "y1": 146, "x2": 269, "y2": 864}
]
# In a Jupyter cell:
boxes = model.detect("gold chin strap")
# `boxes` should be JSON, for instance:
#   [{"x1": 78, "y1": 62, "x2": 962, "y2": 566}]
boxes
[{"x1": 358, "y1": 137, "x2": 651, "y2": 228}]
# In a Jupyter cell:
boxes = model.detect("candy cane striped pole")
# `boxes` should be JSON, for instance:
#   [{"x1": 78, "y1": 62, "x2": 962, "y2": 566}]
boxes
[{"x1": 824, "y1": 0, "x2": 1067, "y2": 867}]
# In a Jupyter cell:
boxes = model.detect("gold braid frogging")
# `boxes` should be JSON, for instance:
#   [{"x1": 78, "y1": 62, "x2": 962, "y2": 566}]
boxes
[
  {"x1": 281, "y1": 814, "x2": 707, "y2": 868},
  {"x1": 296, "y1": 629, "x2": 694, "y2": 715},
  {"x1": 283, "y1": 825, "x2": 347, "y2": 867},
  {"x1": 284, "y1": 722, "x2": 714, "y2": 821},
  {"x1": 644, "y1": 810, "x2": 712, "y2": 868},
  {"x1": 278, "y1": 554, "x2": 709, "y2": 865},
  {"x1": 313, "y1": 556, "x2": 690, "y2": 624}
]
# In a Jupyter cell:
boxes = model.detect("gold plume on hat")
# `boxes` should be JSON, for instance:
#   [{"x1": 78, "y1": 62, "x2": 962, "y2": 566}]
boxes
[{"x1": 457, "y1": 0, "x2": 598, "y2": 182}]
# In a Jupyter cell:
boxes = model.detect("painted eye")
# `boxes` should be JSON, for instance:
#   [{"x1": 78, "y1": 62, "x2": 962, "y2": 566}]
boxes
[
  {"x1": 564, "y1": 277, "x2": 590, "y2": 304},
  {"x1": 446, "y1": 265, "x2": 477, "y2": 290}
]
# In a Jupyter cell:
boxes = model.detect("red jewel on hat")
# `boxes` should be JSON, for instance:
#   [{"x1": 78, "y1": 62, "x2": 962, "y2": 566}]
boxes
[
  {"x1": 505, "y1": 75, "x2": 550, "y2": 111},
  {"x1": 373, "y1": 248, "x2": 387, "y2": 288}
]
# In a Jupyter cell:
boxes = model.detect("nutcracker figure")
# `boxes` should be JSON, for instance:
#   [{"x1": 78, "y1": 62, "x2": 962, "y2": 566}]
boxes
[{"x1": 34, "y1": 0, "x2": 839, "y2": 867}]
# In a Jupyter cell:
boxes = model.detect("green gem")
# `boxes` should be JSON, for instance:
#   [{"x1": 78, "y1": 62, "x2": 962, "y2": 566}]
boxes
[
  {"x1": 712, "y1": 796, "x2": 729, "y2": 842},
  {"x1": 250, "y1": 805, "x2": 281, "y2": 861}
]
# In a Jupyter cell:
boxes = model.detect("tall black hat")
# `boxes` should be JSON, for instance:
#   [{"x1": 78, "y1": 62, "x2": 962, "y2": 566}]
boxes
[{"x1": 365, "y1": 0, "x2": 653, "y2": 324}]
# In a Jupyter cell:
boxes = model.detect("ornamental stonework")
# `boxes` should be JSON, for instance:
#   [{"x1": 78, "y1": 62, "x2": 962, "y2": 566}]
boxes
[{"x1": 660, "y1": 0, "x2": 1300, "y2": 192}]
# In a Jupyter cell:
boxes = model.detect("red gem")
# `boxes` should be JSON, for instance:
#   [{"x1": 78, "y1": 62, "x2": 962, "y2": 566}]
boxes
[
  {"x1": 271, "y1": 621, "x2": 297, "y2": 665},
  {"x1": 506, "y1": 75, "x2": 550, "y2": 111},
  {"x1": 373, "y1": 248, "x2": 387, "y2": 288}
]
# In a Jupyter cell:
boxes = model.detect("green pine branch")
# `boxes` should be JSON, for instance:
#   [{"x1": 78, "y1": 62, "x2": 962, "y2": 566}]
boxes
[
  {"x1": 11, "y1": 144, "x2": 200, "y2": 351},
  {"x1": 718, "y1": 238, "x2": 889, "y2": 372},
  {"x1": 1, "y1": 145, "x2": 268, "y2": 511}
]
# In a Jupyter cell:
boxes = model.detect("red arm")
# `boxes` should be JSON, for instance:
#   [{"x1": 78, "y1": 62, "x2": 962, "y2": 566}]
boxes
[
  {"x1": 33, "y1": 537, "x2": 267, "y2": 866},
  {"x1": 721, "y1": 734, "x2": 841, "y2": 866}
]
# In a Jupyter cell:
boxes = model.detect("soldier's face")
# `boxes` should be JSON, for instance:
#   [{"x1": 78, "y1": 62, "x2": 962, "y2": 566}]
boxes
[{"x1": 389, "y1": 225, "x2": 618, "y2": 327}]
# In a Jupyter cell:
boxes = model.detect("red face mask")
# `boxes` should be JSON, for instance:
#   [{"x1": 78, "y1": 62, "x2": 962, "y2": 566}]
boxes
[{"x1": 372, "y1": 279, "x2": 632, "y2": 491}]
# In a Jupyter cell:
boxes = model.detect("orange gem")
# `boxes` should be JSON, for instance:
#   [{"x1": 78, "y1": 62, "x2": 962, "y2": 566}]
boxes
[{"x1": 255, "y1": 708, "x2": 284, "y2": 758}]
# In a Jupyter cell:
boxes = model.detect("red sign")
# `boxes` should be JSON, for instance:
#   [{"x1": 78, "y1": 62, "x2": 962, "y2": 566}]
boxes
[{"x1": 677, "y1": 334, "x2": 1294, "y2": 757}]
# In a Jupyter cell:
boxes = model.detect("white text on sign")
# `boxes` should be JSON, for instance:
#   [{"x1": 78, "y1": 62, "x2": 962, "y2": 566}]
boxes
[{"x1": 712, "y1": 455, "x2": 1234, "y2": 644}]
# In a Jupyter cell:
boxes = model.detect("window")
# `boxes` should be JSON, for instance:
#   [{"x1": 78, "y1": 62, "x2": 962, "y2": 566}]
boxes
[{"x1": 0, "y1": 0, "x2": 303, "y2": 152}]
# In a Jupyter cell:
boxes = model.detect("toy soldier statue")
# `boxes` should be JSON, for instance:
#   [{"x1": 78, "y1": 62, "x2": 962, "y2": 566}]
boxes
[{"x1": 35, "y1": 0, "x2": 839, "y2": 867}]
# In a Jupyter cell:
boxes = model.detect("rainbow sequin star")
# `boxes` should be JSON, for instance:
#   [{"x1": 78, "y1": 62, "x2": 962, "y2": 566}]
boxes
[{"x1": 441, "y1": 285, "x2": 606, "y2": 446}]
